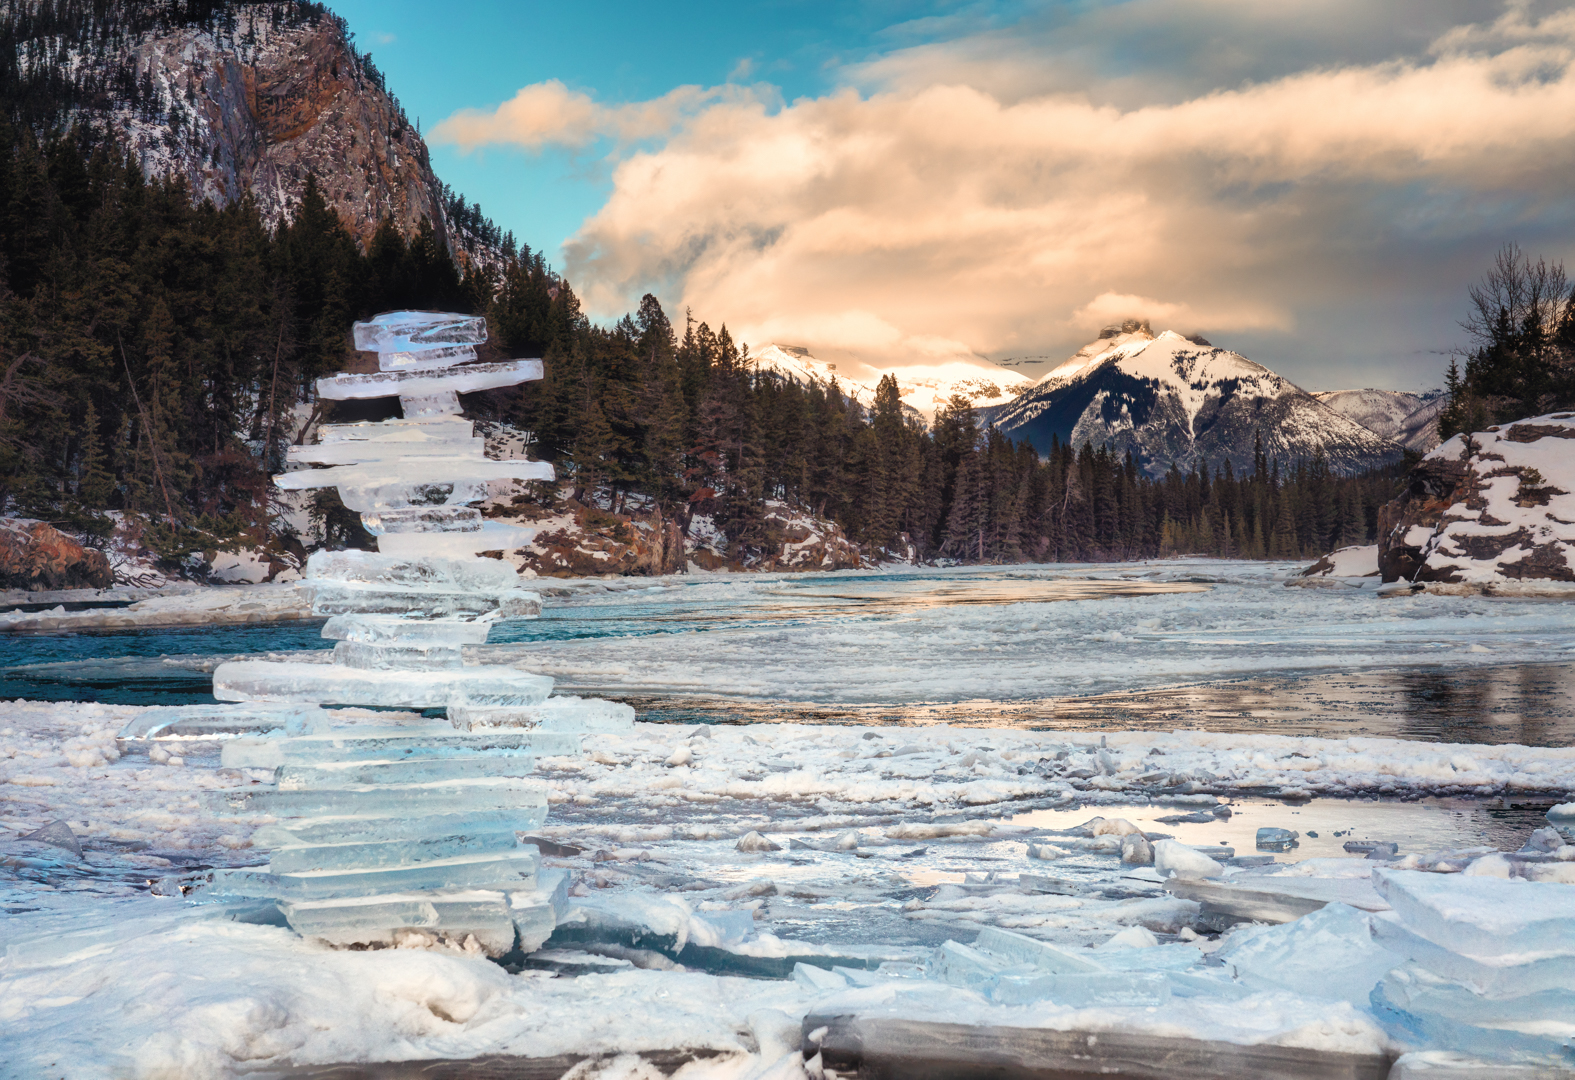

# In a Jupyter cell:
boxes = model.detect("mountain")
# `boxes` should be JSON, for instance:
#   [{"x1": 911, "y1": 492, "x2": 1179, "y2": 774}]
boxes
[
  {"x1": 981, "y1": 325, "x2": 1405, "y2": 477},
  {"x1": 1314, "y1": 389, "x2": 1443, "y2": 452},
  {"x1": 3, "y1": 0, "x2": 500, "y2": 261},
  {"x1": 751, "y1": 344, "x2": 1030, "y2": 420}
]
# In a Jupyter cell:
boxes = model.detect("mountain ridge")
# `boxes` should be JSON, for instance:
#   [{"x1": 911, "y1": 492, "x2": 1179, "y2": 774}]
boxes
[{"x1": 981, "y1": 326, "x2": 1405, "y2": 477}]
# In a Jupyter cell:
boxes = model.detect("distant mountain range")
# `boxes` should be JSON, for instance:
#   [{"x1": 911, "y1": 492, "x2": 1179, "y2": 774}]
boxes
[
  {"x1": 1313, "y1": 389, "x2": 1443, "y2": 452},
  {"x1": 751, "y1": 344, "x2": 1030, "y2": 419},
  {"x1": 979, "y1": 323, "x2": 1409, "y2": 477}
]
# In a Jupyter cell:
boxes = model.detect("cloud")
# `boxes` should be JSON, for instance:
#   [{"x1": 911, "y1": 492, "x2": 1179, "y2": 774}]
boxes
[
  {"x1": 430, "y1": 80, "x2": 773, "y2": 152},
  {"x1": 555, "y1": 2, "x2": 1575, "y2": 383}
]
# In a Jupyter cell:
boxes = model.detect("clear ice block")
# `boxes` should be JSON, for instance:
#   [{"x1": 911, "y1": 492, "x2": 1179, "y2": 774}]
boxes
[
  {"x1": 992, "y1": 971, "x2": 1171, "y2": 1007},
  {"x1": 360, "y1": 506, "x2": 483, "y2": 534},
  {"x1": 213, "y1": 660, "x2": 553, "y2": 708},
  {"x1": 117, "y1": 704, "x2": 327, "y2": 740},
  {"x1": 321, "y1": 615, "x2": 494, "y2": 646},
  {"x1": 352, "y1": 311, "x2": 488, "y2": 353},
  {"x1": 284, "y1": 889, "x2": 520, "y2": 954},
  {"x1": 305, "y1": 549, "x2": 521, "y2": 592},
  {"x1": 1374, "y1": 869, "x2": 1575, "y2": 957},
  {"x1": 449, "y1": 698, "x2": 636, "y2": 734},
  {"x1": 276, "y1": 754, "x2": 538, "y2": 789},
  {"x1": 250, "y1": 807, "x2": 549, "y2": 846},
  {"x1": 271, "y1": 850, "x2": 542, "y2": 900},
  {"x1": 337, "y1": 480, "x2": 492, "y2": 512},
  {"x1": 400, "y1": 391, "x2": 463, "y2": 417},
  {"x1": 221, "y1": 727, "x2": 576, "y2": 767},
  {"x1": 214, "y1": 776, "x2": 549, "y2": 818},
  {"x1": 305, "y1": 583, "x2": 540, "y2": 619},
  {"x1": 375, "y1": 522, "x2": 535, "y2": 559},
  {"x1": 287, "y1": 436, "x2": 486, "y2": 466},
  {"x1": 378, "y1": 345, "x2": 477, "y2": 372},
  {"x1": 316, "y1": 360, "x2": 542, "y2": 401},
  {"x1": 273, "y1": 457, "x2": 553, "y2": 492},
  {"x1": 317, "y1": 416, "x2": 474, "y2": 444},
  {"x1": 331, "y1": 641, "x2": 465, "y2": 670},
  {"x1": 511, "y1": 868, "x2": 571, "y2": 952},
  {"x1": 266, "y1": 830, "x2": 523, "y2": 873}
]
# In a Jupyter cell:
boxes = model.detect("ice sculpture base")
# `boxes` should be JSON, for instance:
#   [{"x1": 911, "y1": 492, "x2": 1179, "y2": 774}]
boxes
[
  {"x1": 213, "y1": 660, "x2": 553, "y2": 708},
  {"x1": 449, "y1": 697, "x2": 637, "y2": 734}
]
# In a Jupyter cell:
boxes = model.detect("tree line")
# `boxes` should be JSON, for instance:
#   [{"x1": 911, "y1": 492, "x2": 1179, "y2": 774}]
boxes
[{"x1": 0, "y1": 119, "x2": 1410, "y2": 570}]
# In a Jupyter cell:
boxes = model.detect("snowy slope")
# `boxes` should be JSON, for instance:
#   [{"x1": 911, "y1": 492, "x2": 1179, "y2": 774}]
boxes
[
  {"x1": 752, "y1": 344, "x2": 1030, "y2": 420},
  {"x1": 1315, "y1": 389, "x2": 1443, "y2": 452},
  {"x1": 982, "y1": 328, "x2": 1404, "y2": 477}
]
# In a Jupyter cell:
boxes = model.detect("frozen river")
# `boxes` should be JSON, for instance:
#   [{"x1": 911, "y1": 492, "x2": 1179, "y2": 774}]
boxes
[{"x1": 4, "y1": 559, "x2": 1573, "y2": 743}]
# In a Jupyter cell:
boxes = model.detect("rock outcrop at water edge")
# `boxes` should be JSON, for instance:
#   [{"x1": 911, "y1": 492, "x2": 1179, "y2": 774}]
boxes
[{"x1": 1377, "y1": 411, "x2": 1575, "y2": 589}]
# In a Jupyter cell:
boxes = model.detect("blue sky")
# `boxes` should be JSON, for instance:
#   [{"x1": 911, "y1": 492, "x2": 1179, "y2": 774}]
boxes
[
  {"x1": 324, "y1": 1, "x2": 1575, "y2": 392},
  {"x1": 328, "y1": 1, "x2": 988, "y2": 266}
]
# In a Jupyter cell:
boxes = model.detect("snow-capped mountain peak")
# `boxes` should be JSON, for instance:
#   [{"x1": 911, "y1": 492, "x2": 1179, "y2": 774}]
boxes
[
  {"x1": 751, "y1": 344, "x2": 1030, "y2": 420},
  {"x1": 982, "y1": 328, "x2": 1403, "y2": 476}
]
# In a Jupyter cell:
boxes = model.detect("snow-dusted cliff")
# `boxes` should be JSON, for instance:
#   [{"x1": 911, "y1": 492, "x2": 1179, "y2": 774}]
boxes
[
  {"x1": 751, "y1": 344, "x2": 1029, "y2": 420},
  {"x1": 8, "y1": 1, "x2": 489, "y2": 260},
  {"x1": 1314, "y1": 389, "x2": 1443, "y2": 452}
]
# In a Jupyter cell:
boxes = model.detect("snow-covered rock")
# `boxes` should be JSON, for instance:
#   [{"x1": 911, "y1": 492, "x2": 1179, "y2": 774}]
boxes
[
  {"x1": 1377, "y1": 412, "x2": 1575, "y2": 589},
  {"x1": 1301, "y1": 544, "x2": 1379, "y2": 579},
  {"x1": 982, "y1": 325, "x2": 1404, "y2": 477}
]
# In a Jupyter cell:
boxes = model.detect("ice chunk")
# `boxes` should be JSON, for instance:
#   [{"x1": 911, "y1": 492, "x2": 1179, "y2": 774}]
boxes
[
  {"x1": 321, "y1": 614, "x2": 493, "y2": 646},
  {"x1": 1372, "y1": 964, "x2": 1575, "y2": 1061},
  {"x1": 266, "y1": 830, "x2": 522, "y2": 873},
  {"x1": 399, "y1": 391, "x2": 463, "y2": 417},
  {"x1": 213, "y1": 660, "x2": 553, "y2": 707},
  {"x1": 1370, "y1": 914, "x2": 1575, "y2": 996},
  {"x1": 1216, "y1": 903, "x2": 1401, "y2": 1008},
  {"x1": 360, "y1": 506, "x2": 483, "y2": 534},
  {"x1": 1256, "y1": 827, "x2": 1299, "y2": 851},
  {"x1": 689, "y1": 909, "x2": 757, "y2": 948},
  {"x1": 336, "y1": 479, "x2": 491, "y2": 512},
  {"x1": 377, "y1": 345, "x2": 478, "y2": 372},
  {"x1": 993, "y1": 970, "x2": 1170, "y2": 1007},
  {"x1": 1100, "y1": 925, "x2": 1158, "y2": 950},
  {"x1": 971, "y1": 927, "x2": 1104, "y2": 973},
  {"x1": 794, "y1": 962, "x2": 850, "y2": 991},
  {"x1": 331, "y1": 641, "x2": 464, "y2": 670},
  {"x1": 276, "y1": 753, "x2": 537, "y2": 788},
  {"x1": 246, "y1": 807, "x2": 549, "y2": 846},
  {"x1": 316, "y1": 359, "x2": 542, "y2": 401},
  {"x1": 307, "y1": 582, "x2": 541, "y2": 619},
  {"x1": 352, "y1": 311, "x2": 488, "y2": 353},
  {"x1": 510, "y1": 867, "x2": 570, "y2": 952},
  {"x1": 375, "y1": 521, "x2": 536, "y2": 559},
  {"x1": 448, "y1": 698, "x2": 636, "y2": 734},
  {"x1": 269, "y1": 850, "x2": 542, "y2": 900},
  {"x1": 18, "y1": 819, "x2": 83, "y2": 859},
  {"x1": 318, "y1": 416, "x2": 475, "y2": 444},
  {"x1": 282, "y1": 889, "x2": 519, "y2": 955},
  {"x1": 1120, "y1": 834, "x2": 1155, "y2": 865},
  {"x1": 288, "y1": 435, "x2": 486, "y2": 465},
  {"x1": 305, "y1": 549, "x2": 521, "y2": 592},
  {"x1": 1374, "y1": 868, "x2": 1575, "y2": 956},
  {"x1": 927, "y1": 940, "x2": 1010, "y2": 989},
  {"x1": 1153, "y1": 839, "x2": 1223, "y2": 879},
  {"x1": 214, "y1": 776, "x2": 549, "y2": 819},
  {"x1": 274, "y1": 457, "x2": 553, "y2": 493},
  {"x1": 118, "y1": 703, "x2": 326, "y2": 740},
  {"x1": 220, "y1": 727, "x2": 575, "y2": 767},
  {"x1": 736, "y1": 831, "x2": 782, "y2": 853}
]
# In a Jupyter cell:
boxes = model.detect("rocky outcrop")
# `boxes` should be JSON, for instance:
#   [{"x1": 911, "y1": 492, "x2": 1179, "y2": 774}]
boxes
[
  {"x1": 1377, "y1": 412, "x2": 1575, "y2": 586},
  {"x1": 0, "y1": 521, "x2": 114, "y2": 591},
  {"x1": 19, "y1": 3, "x2": 474, "y2": 258},
  {"x1": 497, "y1": 500, "x2": 684, "y2": 578}
]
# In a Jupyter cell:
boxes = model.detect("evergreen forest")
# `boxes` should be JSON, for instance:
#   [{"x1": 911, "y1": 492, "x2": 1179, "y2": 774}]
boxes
[{"x1": 0, "y1": 119, "x2": 1439, "y2": 571}]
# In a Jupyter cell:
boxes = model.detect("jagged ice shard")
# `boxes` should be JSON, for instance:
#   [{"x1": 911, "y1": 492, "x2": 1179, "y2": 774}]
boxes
[{"x1": 191, "y1": 310, "x2": 634, "y2": 953}]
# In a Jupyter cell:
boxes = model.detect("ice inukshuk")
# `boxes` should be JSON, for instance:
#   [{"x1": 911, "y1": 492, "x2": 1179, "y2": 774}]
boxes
[{"x1": 194, "y1": 310, "x2": 632, "y2": 954}]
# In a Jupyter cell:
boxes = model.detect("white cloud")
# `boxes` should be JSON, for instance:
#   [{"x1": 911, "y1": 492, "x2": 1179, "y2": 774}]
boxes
[{"x1": 440, "y1": 2, "x2": 1575, "y2": 386}]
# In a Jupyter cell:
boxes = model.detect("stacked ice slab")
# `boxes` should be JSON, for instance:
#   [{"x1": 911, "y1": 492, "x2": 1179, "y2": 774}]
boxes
[
  {"x1": 1369, "y1": 869, "x2": 1575, "y2": 1063},
  {"x1": 206, "y1": 310, "x2": 633, "y2": 954}
]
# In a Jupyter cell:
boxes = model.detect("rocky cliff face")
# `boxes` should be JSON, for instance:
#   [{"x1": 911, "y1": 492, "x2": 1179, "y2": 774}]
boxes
[
  {"x1": 12, "y1": 2, "x2": 474, "y2": 257},
  {"x1": 1377, "y1": 412, "x2": 1575, "y2": 587}
]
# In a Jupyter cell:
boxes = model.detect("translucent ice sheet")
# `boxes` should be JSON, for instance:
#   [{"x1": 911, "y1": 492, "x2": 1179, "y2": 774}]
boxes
[
  {"x1": 212, "y1": 660, "x2": 554, "y2": 708},
  {"x1": 315, "y1": 359, "x2": 542, "y2": 401},
  {"x1": 351, "y1": 311, "x2": 488, "y2": 353}
]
